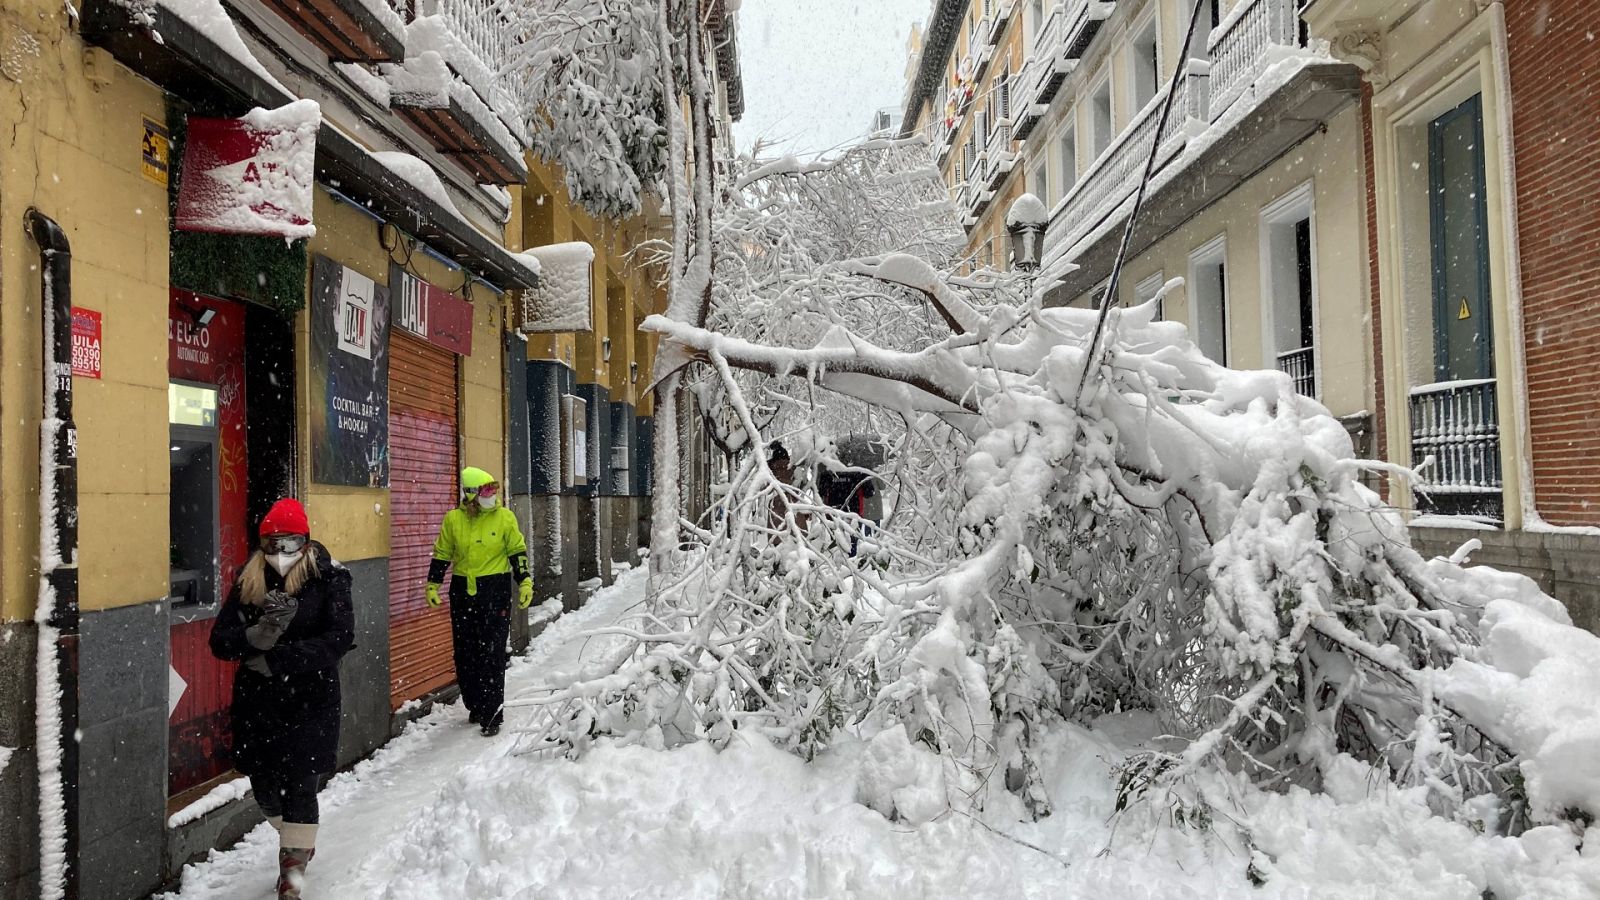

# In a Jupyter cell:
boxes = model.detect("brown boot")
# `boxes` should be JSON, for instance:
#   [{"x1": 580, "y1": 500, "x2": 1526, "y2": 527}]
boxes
[{"x1": 277, "y1": 847, "x2": 315, "y2": 899}]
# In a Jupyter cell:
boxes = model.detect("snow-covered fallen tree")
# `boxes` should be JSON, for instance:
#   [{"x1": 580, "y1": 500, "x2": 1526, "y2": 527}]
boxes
[{"x1": 509, "y1": 139, "x2": 1600, "y2": 843}]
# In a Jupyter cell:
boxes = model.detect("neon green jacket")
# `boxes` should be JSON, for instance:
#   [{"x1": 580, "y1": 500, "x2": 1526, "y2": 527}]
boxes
[{"x1": 428, "y1": 505, "x2": 529, "y2": 596}]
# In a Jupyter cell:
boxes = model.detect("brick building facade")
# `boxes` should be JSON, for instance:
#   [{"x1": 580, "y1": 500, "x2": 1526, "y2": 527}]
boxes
[{"x1": 1308, "y1": 0, "x2": 1600, "y2": 630}]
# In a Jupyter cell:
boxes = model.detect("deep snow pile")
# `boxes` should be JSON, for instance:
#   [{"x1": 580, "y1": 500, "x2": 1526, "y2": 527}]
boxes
[{"x1": 375, "y1": 715, "x2": 1600, "y2": 899}]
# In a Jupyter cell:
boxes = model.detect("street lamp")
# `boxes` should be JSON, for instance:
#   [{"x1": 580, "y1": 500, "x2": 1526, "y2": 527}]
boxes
[{"x1": 1006, "y1": 193, "x2": 1048, "y2": 274}]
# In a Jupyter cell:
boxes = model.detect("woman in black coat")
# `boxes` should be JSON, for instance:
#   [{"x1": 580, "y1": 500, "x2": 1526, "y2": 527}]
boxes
[{"x1": 210, "y1": 498, "x2": 353, "y2": 900}]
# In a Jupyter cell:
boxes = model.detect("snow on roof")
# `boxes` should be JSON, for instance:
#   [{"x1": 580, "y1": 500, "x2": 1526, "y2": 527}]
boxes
[
  {"x1": 335, "y1": 62, "x2": 392, "y2": 108},
  {"x1": 159, "y1": 0, "x2": 289, "y2": 93},
  {"x1": 372, "y1": 150, "x2": 463, "y2": 219}
]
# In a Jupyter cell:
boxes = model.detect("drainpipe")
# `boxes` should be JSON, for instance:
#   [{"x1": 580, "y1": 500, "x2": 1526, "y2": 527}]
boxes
[{"x1": 26, "y1": 209, "x2": 80, "y2": 900}]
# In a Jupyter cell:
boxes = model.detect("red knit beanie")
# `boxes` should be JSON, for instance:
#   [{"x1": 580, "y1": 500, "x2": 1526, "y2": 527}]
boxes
[{"x1": 259, "y1": 498, "x2": 310, "y2": 537}]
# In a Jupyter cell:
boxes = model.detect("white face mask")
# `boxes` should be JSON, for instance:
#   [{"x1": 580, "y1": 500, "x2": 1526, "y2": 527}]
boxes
[
  {"x1": 267, "y1": 552, "x2": 303, "y2": 577},
  {"x1": 476, "y1": 495, "x2": 498, "y2": 511}
]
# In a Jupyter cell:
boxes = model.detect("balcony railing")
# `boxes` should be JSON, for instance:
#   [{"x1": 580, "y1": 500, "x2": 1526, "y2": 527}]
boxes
[
  {"x1": 985, "y1": 120, "x2": 1015, "y2": 187},
  {"x1": 1207, "y1": 0, "x2": 1304, "y2": 119},
  {"x1": 1045, "y1": 74, "x2": 1184, "y2": 254},
  {"x1": 1062, "y1": 0, "x2": 1116, "y2": 60},
  {"x1": 1409, "y1": 379, "x2": 1503, "y2": 520},
  {"x1": 1027, "y1": 6, "x2": 1072, "y2": 109},
  {"x1": 1275, "y1": 346, "x2": 1315, "y2": 397}
]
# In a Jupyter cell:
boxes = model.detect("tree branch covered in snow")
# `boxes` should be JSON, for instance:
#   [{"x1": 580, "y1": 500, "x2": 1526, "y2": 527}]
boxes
[
  {"x1": 504, "y1": 0, "x2": 674, "y2": 218},
  {"x1": 514, "y1": 138, "x2": 1600, "y2": 844}
]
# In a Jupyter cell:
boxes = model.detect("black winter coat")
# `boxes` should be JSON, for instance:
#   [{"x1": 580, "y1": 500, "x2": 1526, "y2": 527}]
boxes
[{"x1": 210, "y1": 542, "x2": 354, "y2": 777}]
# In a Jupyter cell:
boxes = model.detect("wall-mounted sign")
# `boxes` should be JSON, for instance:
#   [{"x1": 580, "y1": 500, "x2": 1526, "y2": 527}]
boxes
[
  {"x1": 70, "y1": 307, "x2": 102, "y2": 379},
  {"x1": 310, "y1": 255, "x2": 390, "y2": 487},
  {"x1": 392, "y1": 264, "x2": 474, "y2": 356},
  {"x1": 141, "y1": 117, "x2": 169, "y2": 187},
  {"x1": 175, "y1": 100, "x2": 319, "y2": 239},
  {"x1": 518, "y1": 242, "x2": 594, "y2": 333},
  {"x1": 561, "y1": 393, "x2": 587, "y2": 488}
]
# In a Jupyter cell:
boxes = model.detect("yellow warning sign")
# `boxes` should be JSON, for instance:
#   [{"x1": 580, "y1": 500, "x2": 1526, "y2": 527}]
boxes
[
  {"x1": 141, "y1": 117, "x2": 169, "y2": 187},
  {"x1": 1457, "y1": 298, "x2": 1472, "y2": 321}
]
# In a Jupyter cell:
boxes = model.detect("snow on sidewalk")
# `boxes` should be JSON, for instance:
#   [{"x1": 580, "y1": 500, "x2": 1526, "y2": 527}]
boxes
[
  {"x1": 159, "y1": 566, "x2": 650, "y2": 900},
  {"x1": 165, "y1": 561, "x2": 1600, "y2": 899}
]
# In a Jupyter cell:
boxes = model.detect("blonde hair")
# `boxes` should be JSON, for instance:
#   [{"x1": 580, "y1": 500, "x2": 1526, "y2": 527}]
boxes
[{"x1": 237, "y1": 548, "x2": 320, "y2": 605}]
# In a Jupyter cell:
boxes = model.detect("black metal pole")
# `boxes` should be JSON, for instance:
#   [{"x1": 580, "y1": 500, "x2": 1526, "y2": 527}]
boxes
[
  {"x1": 1074, "y1": 0, "x2": 1210, "y2": 407},
  {"x1": 26, "y1": 209, "x2": 80, "y2": 900}
]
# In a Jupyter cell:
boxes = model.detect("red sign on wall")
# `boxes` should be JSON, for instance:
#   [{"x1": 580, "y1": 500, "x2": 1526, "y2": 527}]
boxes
[
  {"x1": 392, "y1": 265, "x2": 474, "y2": 356},
  {"x1": 175, "y1": 103, "x2": 319, "y2": 239},
  {"x1": 71, "y1": 308, "x2": 102, "y2": 379}
]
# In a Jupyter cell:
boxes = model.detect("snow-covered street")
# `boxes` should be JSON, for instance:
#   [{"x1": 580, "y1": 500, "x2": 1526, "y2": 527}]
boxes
[{"x1": 158, "y1": 565, "x2": 1600, "y2": 900}]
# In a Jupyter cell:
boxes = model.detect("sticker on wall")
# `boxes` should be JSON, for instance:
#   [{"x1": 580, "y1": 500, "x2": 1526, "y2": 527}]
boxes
[
  {"x1": 1458, "y1": 297, "x2": 1472, "y2": 321},
  {"x1": 141, "y1": 116, "x2": 169, "y2": 187},
  {"x1": 70, "y1": 307, "x2": 102, "y2": 379}
]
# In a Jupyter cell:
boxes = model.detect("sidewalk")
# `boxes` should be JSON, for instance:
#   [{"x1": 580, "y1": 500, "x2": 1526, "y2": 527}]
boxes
[{"x1": 158, "y1": 566, "x2": 649, "y2": 899}]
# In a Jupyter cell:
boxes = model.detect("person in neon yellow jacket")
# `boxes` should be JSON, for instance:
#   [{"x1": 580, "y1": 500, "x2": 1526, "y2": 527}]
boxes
[{"x1": 425, "y1": 466, "x2": 532, "y2": 736}]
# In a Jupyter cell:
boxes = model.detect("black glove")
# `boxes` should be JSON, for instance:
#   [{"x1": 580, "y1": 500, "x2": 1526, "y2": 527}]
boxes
[
  {"x1": 245, "y1": 592, "x2": 299, "y2": 651},
  {"x1": 260, "y1": 591, "x2": 299, "y2": 629}
]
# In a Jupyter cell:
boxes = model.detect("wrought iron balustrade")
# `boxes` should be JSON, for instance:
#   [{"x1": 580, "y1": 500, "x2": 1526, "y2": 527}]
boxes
[
  {"x1": 1408, "y1": 379, "x2": 1503, "y2": 520},
  {"x1": 1275, "y1": 345, "x2": 1315, "y2": 397}
]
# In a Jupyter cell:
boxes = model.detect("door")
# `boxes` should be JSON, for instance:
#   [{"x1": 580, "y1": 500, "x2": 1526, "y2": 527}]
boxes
[
  {"x1": 387, "y1": 330, "x2": 460, "y2": 708},
  {"x1": 166, "y1": 292, "x2": 249, "y2": 797},
  {"x1": 1428, "y1": 94, "x2": 1494, "y2": 382}
]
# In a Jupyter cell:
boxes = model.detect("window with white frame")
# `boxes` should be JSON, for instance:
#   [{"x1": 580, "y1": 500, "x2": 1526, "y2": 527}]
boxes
[
  {"x1": 1260, "y1": 183, "x2": 1317, "y2": 397},
  {"x1": 1135, "y1": 271, "x2": 1166, "y2": 319},
  {"x1": 1130, "y1": 18, "x2": 1160, "y2": 111},
  {"x1": 1030, "y1": 0, "x2": 1045, "y2": 41},
  {"x1": 1090, "y1": 77, "x2": 1114, "y2": 159},
  {"x1": 1058, "y1": 123, "x2": 1077, "y2": 197},
  {"x1": 1030, "y1": 159, "x2": 1049, "y2": 203},
  {"x1": 1188, "y1": 236, "x2": 1228, "y2": 364}
]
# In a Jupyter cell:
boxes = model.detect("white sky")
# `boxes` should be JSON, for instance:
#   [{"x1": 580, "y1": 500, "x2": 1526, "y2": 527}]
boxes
[{"x1": 733, "y1": 0, "x2": 931, "y2": 159}]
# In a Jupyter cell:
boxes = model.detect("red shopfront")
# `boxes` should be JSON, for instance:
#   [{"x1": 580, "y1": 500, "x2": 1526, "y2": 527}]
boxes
[
  {"x1": 386, "y1": 265, "x2": 475, "y2": 708},
  {"x1": 165, "y1": 290, "x2": 251, "y2": 796}
]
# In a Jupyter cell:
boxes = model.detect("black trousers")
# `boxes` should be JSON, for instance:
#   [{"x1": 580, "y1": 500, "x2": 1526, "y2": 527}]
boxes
[
  {"x1": 449, "y1": 573, "x2": 512, "y2": 727},
  {"x1": 251, "y1": 772, "x2": 320, "y2": 824}
]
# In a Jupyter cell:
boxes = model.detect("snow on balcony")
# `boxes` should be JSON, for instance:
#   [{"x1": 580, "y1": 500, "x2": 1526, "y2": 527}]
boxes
[{"x1": 383, "y1": 0, "x2": 530, "y2": 185}]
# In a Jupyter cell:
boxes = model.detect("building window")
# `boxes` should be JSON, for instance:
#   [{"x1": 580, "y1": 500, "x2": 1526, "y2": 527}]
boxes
[
  {"x1": 1031, "y1": 159, "x2": 1049, "y2": 204},
  {"x1": 1090, "y1": 77, "x2": 1113, "y2": 159},
  {"x1": 1135, "y1": 271, "x2": 1166, "y2": 319},
  {"x1": 997, "y1": 69, "x2": 1011, "y2": 121},
  {"x1": 1188, "y1": 236, "x2": 1228, "y2": 364},
  {"x1": 1131, "y1": 19, "x2": 1160, "y2": 111},
  {"x1": 1058, "y1": 123, "x2": 1077, "y2": 197},
  {"x1": 1261, "y1": 183, "x2": 1317, "y2": 397},
  {"x1": 1188, "y1": 0, "x2": 1220, "y2": 54},
  {"x1": 1030, "y1": 0, "x2": 1045, "y2": 41}
]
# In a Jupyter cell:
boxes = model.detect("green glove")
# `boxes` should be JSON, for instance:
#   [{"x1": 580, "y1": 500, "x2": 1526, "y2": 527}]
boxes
[
  {"x1": 517, "y1": 579, "x2": 533, "y2": 609},
  {"x1": 425, "y1": 583, "x2": 442, "y2": 608}
]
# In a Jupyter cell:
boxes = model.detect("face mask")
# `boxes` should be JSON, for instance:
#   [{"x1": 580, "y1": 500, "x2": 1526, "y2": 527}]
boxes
[
  {"x1": 475, "y1": 495, "x2": 498, "y2": 510},
  {"x1": 267, "y1": 552, "x2": 303, "y2": 577}
]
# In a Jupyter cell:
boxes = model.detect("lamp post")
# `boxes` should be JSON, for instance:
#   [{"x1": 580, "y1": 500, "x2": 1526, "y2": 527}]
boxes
[{"x1": 1006, "y1": 193, "x2": 1048, "y2": 302}]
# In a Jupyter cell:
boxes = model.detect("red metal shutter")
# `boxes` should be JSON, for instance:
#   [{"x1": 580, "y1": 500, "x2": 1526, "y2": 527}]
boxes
[{"x1": 387, "y1": 331, "x2": 459, "y2": 708}]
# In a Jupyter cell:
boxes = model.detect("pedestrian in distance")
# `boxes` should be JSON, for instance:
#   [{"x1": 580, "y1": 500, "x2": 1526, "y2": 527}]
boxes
[
  {"x1": 209, "y1": 498, "x2": 354, "y2": 900},
  {"x1": 425, "y1": 466, "x2": 534, "y2": 736}
]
